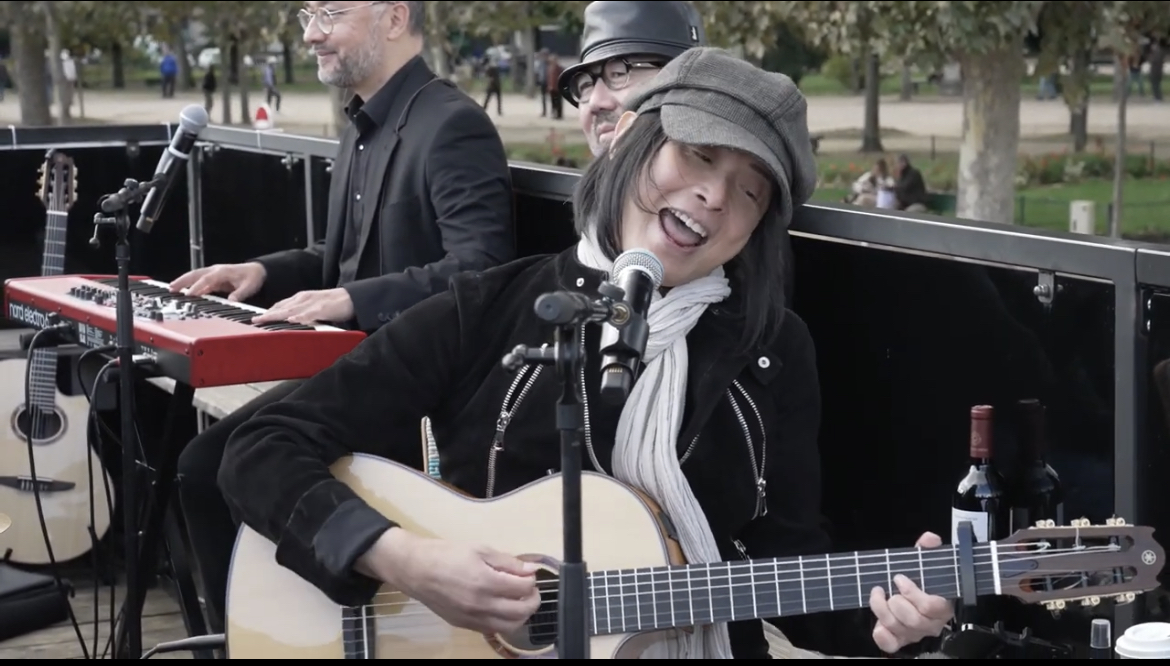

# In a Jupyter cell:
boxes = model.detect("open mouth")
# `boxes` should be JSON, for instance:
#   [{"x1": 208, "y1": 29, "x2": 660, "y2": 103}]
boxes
[{"x1": 659, "y1": 208, "x2": 709, "y2": 249}]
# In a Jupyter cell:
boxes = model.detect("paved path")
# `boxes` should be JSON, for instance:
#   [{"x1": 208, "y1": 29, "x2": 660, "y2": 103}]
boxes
[{"x1": 2, "y1": 88, "x2": 1167, "y2": 151}]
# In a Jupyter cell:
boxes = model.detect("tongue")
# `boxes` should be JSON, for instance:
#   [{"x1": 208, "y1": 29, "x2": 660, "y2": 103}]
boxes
[{"x1": 661, "y1": 212, "x2": 704, "y2": 247}]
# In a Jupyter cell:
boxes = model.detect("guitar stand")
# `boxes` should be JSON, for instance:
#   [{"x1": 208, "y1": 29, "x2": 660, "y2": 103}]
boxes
[{"x1": 98, "y1": 373, "x2": 213, "y2": 660}]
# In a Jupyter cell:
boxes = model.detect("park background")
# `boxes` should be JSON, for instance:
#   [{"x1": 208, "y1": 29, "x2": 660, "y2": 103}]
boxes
[{"x1": 0, "y1": 1, "x2": 1167, "y2": 238}]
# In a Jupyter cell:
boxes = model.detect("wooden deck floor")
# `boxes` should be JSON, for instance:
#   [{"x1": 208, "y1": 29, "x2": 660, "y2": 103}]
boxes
[{"x1": 0, "y1": 577, "x2": 196, "y2": 659}]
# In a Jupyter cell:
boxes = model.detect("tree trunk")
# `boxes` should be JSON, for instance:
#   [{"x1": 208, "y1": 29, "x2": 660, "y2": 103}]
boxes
[
  {"x1": 176, "y1": 21, "x2": 194, "y2": 90},
  {"x1": 11, "y1": 2, "x2": 51, "y2": 126},
  {"x1": 1112, "y1": 59, "x2": 1125, "y2": 101},
  {"x1": 956, "y1": 38, "x2": 1025, "y2": 225},
  {"x1": 220, "y1": 78, "x2": 233, "y2": 124},
  {"x1": 849, "y1": 57, "x2": 863, "y2": 94},
  {"x1": 219, "y1": 24, "x2": 233, "y2": 124},
  {"x1": 424, "y1": 2, "x2": 451, "y2": 79},
  {"x1": 111, "y1": 41, "x2": 125, "y2": 89},
  {"x1": 1064, "y1": 48, "x2": 1090, "y2": 152},
  {"x1": 1110, "y1": 56, "x2": 1128, "y2": 238},
  {"x1": 42, "y1": 2, "x2": 71, "y2": 124},
  {"x1": 235, "y1": 39, "x2": 250, "y2": 124},
  {"x1": 282, "y1": 38, "x2": 294, "y2": 84},
  {"x1": 900, "y1": 60, "x2": 913, "y2": 101},
  {"x1": 861, "y1": 52, "x2": 883, "y2": 152},
  {"x1": 522, "y1": 26, "x2": 537, "y2": 97}
]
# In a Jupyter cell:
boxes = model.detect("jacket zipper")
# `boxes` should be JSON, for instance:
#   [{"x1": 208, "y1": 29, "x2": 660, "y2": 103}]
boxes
[
  {"x1": 487, "y1": 335, "x2": 768, "y2": 523},
  {"x1": 681, "y1": 380, "x2": 769, "y2": 520},
  {"x1": 733, "y1": 538, "x2": 749, "y2": 560},
  {"x1": 577, "y1": 329, "x2": 604, "y2": 474},
  {"x1": 485, "y1": 326, "x2": 604, "y2": 497},
  {"x1": 731, "y1": 379, "x2": 769, "y2": 519},
  {"x1": 485, "y1": 360, "x2": 544, "y2": 497}
]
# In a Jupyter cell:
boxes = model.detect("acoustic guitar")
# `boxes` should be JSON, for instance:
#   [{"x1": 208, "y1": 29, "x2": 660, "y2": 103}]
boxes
[
  {"x1": 224, "y1": 454, "x2": 1165, "y2": 659},
  {"x1": 0, "y1": 150, "x2": 114, "y2": 564}
]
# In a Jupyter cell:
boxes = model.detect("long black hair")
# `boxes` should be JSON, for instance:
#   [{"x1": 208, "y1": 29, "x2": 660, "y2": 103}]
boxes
[{"x1": 572, "y1": 111, "x2": 790, "y2": 354}]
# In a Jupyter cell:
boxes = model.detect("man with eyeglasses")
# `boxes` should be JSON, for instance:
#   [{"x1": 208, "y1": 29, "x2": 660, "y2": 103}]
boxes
[
  {"x1": 559, "y1": 1, "x2": 707, "y2": 158},
  {"x1": 170, "y1": 1, "x2": 515, "y2": 641}
]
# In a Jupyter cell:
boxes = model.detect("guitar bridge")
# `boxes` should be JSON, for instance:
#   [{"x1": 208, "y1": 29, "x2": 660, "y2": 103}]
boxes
[{"x1": 0, "y1": 475, "x2": 75, "y2": 493}]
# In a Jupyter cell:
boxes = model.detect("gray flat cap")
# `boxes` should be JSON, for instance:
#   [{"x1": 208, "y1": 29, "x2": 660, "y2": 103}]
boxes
[
  {"x1": 559, "y1": 1, "x2": 706, "y2": 106},
  {"x1": 623, "y1": 47, "x2": 818, "y2": 227}
]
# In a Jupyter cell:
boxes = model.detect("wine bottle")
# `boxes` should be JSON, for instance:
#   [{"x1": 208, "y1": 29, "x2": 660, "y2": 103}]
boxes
[
  {"x1": 952, "y1": 405, "x2": 1010, "y2": 544},
  {"x1": 1009, "y1": 399, "x2": 1064, "y2": 533}
]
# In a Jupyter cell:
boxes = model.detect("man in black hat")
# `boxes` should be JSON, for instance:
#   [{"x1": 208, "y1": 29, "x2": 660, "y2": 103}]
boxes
[{"x1": 559, "y1": 1, "x2": 706, "y2": 158}]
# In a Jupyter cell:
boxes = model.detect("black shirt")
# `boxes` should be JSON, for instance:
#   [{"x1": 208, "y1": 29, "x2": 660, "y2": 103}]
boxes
[{"x1": 335, "y1": 57, "x2": 421, "y2": 287}]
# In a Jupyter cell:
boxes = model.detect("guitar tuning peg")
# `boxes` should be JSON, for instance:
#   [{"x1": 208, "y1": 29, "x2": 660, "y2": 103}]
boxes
[
  {"x1": 1080, "y1": 596, "x2": 1101, "y2": 607},
  {"x1": 1113, "y1": 592, "x2": 1136, "y2": 604},
  {"x1": 1106, "y1": 516, "x2": 1128, "y2": 526},
  {"x1": 1071, "y1": 518, "x2": 1091, "y2": 528},
  {"x1": 1044, "y1": 600, "x2": 1067, "y2": 612},
  {"x1": 1034, "y1": 519, "x2": 1055, "y2": 528}
]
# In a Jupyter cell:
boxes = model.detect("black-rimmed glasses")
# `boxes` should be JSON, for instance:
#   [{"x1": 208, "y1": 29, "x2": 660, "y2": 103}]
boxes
[{"x1": 570, "y1": 57, "x2": 665, "y2": 103}]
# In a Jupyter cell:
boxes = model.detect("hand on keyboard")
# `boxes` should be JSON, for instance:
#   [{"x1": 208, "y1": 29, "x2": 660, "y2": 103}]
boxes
[
  {"x1": 170, "y1": 262, "x2": 267, "y2": 302},
  {"x1": 252, "y1": 287, "x2": 355, "y2": 326}
]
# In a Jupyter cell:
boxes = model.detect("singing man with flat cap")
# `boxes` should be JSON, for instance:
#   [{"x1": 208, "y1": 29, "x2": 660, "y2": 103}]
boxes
[{"x1": 560, "y1": 1, "x2": 706, "y2": 158}]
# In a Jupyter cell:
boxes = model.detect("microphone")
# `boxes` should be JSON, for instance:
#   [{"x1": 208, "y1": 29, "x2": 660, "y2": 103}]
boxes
[
  {"x1": 136, "y1": 104, "x2": 209, "y2": 234},
  {"x1": 598, "y1": 248, "x2": 664, "y2": 404}
]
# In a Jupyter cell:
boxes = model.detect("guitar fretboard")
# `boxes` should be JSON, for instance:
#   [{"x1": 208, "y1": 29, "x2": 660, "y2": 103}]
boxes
[
  {"x1": 585, "y1": 545, "x2": 999, "y2": 636},
  {"x1": 28, "y1": 209, "x2": 69, "y2": 412}
]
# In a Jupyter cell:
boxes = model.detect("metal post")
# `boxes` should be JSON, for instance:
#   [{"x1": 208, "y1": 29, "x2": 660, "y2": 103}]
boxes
[
  {"x1": 1112, "y1": 271, "x2": 1141, "y2": 636},
  {"x1": 303, "y1": 154, "x2": 316, "y2": 247},
  {"x1": 186, "y1": 146, "x2": 205, "y2": 270}
]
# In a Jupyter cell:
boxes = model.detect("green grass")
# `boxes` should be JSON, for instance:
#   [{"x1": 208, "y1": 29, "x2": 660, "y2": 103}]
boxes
[
  {"x1": 811, "y1": 179, "x2": 1170, "y2": 238},
  {"x1": 505, "y1": 141, "x2": 1170, "y2": 239},
  {"x1": 77, "y1": 62, "x2": 530, "y2": 95},
  {"x1": 83, "y1": 63, "x2": 1121, "y2": 99},
  {"x1": 795, "y1": 72, "x2": 1120, "y2": 99}
]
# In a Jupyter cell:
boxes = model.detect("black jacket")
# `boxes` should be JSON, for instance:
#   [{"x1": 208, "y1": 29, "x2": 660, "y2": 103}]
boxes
[
  {"x1": 251, "y1": 57, "x2": 515, "y2": 332},
  {"x1": 219, "y1": 248, "x2": 839, "y2": 658}
]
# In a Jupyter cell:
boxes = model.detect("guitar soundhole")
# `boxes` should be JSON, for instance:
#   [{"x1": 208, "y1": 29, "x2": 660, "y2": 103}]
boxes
[
  {"x1": 497, "y1": 567, "x2": 560, "y2": 654},
  {"x1": 12, "y1": 405, "x2": 65, "y2": 445}
]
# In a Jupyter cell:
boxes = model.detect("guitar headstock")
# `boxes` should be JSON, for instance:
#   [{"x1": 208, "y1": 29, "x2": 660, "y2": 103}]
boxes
[
  {"x1": 996, "y1": 517, "x2": 1165, "y2": 612},
  {"x1": 37, "y1": 149, "x2": 78, "y2": 213}
]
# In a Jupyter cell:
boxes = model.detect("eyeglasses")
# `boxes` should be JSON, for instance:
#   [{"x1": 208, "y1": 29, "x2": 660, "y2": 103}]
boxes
[
  {"x1": 570, "y1": 57, "x2": 665, "y2": 103},
  {"x1": 298, "y1": 2, "x2": 388, "y2": 35}
]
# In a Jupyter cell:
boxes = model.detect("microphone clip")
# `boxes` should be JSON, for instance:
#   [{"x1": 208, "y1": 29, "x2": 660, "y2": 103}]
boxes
[
  {"x1": 597, "y1": 281, "x2": 632, "y2": 326},
  {"x1": 91, "y1": 175, "x2": 167, "y2": 248}
]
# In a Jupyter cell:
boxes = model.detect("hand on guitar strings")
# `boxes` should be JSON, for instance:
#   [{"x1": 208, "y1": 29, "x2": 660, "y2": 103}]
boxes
[
  {"x1": 252, "y1": 287, "x2": 355, "y2": 326},
  {"x1": 868, "y1": 531, "x2": 955, "y2": 654},
  {"x1": 169, "y1": 262, "x2": 267, "y2": 302},
  {"x1": 358, "y1": 528, "x2": 543, "y2": 635}
]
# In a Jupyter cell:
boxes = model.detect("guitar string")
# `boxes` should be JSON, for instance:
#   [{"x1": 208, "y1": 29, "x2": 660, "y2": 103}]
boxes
[
  {"x1": 326, "y1": 557, "x2": 1103, "y2": 644},
  {"x1": 361, "y1": 540, "x2": 1103, "y2": 601},
  {"x1": 305, "y1": 545, "x2": 1124, "y2": 628},
  {"x1": 365, "y1": 537, "x2": 1070, "y2": 606}
]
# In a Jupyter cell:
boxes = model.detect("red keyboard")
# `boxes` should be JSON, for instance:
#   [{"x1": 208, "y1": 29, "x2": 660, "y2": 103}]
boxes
[{"x1": 4, "y1": 275, "x2": 368, "y2": 388}]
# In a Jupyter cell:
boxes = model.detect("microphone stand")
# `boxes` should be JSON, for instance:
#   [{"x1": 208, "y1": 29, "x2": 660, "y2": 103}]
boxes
[
  {"x1": 90, "y1": 175, "x2": 163, "y2": 660},
  {"x1": 501, "y1": 289, "x2": 627, "y2": 660}
]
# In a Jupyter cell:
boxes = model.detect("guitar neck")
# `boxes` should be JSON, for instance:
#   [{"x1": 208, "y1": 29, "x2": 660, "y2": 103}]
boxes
[
  {"x1": 29, "y1": 208, "x2": 69, "y2": 409},
  {"x1": 587, "y1": 544, "x2": 1001, "y2": 636}
]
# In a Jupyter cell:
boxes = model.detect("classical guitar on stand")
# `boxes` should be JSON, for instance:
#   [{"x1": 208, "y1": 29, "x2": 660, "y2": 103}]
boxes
[
  {"x1": 224, "y1": 455, "x2": 1167, "y2": 659},
  {"x1": 0, "y1": 150, "x2": 114, "y2": 564}
]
